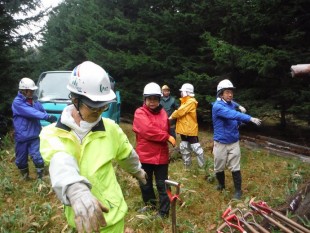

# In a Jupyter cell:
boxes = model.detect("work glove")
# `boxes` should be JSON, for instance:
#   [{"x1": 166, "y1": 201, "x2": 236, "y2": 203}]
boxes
[
  {"x1": 47, "y1": 115, "x2": 57, "y2": 123},
  {"x1": 66, "y1": 183, "x2": 109, "y2": 233},
  {"x1": 168, "y1": 135, "x2": 176, "y2": 147},
  {"x1": 250, "y1": 117, "x2": 262, "y2": 126},
  {"x1": 238, "y1": 106, "x2": 246, "y2": 113},
  {"x1": 132, "y1": 169, "x2": 147, "y2": 185}
]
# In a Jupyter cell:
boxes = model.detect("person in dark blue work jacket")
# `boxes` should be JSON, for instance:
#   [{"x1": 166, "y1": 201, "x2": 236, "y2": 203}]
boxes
[
  {"x1": 160, "y1": 85, "x2": 179, "y2": 139},
  {"x1": 11, "y1": 77, "x2": 57, "y2": 180}
]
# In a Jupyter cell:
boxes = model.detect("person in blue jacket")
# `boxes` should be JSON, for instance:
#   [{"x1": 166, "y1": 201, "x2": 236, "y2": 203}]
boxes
[
  {"x1": 11, "y1": 77, "x2": 57, "y2": 180},
  {"x1": 212, "y1": 79, "x2": 262, "y2": 199}
]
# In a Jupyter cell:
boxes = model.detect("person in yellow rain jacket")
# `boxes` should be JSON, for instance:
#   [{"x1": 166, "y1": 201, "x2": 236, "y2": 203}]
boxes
[
  {"x1": 40, "y1": 61, "x2": 146, "y2": 233},
  {"x1": 169, "y1": 83, "x2": 205, "y2": 170}
]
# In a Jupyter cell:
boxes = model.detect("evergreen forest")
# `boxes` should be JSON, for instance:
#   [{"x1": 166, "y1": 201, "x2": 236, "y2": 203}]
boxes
[{"x1": 1, "y1": 0, "x2": 310, "y2": 128}]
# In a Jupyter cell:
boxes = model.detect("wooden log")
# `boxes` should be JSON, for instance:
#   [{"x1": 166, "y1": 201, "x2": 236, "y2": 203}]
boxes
[{"x1": 291, "y1": 64, "x2": 310, "y2": 77}]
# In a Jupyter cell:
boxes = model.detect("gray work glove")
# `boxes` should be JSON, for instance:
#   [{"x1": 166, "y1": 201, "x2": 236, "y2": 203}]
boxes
[
  {"x1": 47, "y1": 115, "x2": 57, "y2": 123},
  {"x1": 66, "y1": 183, "x2": 109, "y2": 233},
  {"x1": 132, "y1": 169, "x2": 147, "y2": 185},
  {"x1": 250, "y1": 117, "x2": 262, "y2": 126},
  {"x1": 238, "y1": 106, "x2": 246, "y2": 113}
]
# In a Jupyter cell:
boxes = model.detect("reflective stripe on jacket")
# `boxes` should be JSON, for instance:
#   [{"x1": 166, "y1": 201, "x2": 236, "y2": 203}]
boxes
[
  {"x1": 12, "y1": 92, "x2": 49, "y2": 142},
  {"x1": 40, "y1": 118, "x2": 133, "y2": 229},
  {"x1": 170, "y1": 96, "x2": 198, "y2": 136},
  {"x1": 133, "y1": 104, "x2": 170, "y2": 164},
  {"x1": 212, "y1": 99, "x2": 251, "y2": 144}
]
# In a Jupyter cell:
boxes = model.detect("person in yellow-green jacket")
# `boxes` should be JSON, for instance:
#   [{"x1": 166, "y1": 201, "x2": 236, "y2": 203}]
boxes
[
  {"x1": 40, "y1": 61, "x2": 147, "y2": 233},
  {"x1": 169, "y1": 83, "x2": 205, "y2": 170}
]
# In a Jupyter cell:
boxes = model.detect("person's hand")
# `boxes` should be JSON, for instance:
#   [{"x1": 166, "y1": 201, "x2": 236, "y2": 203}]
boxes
[
  {"x1": 66, "y1": 183, "x2": 109, "y2": 233},
  {"x1": 250, "y1": 117, "x2": 262, "y2": 126},
  {"x1": 238, "y1": 106, "x2": 246, "y2": 113},
  {"x1": 47, "y1": 115, "x2": 57, "y2": 123},
  {"x1": 133, "y1": 169, "x2": 147, "y2": 185},
  {"x1": 168, "y1": 135, "x2": 176, "y2": 147}
]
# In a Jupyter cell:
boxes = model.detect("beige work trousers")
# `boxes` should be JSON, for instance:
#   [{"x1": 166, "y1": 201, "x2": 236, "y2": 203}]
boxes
[{"x1": 213, "y1": 141, "x2": 241, "y2": 173}]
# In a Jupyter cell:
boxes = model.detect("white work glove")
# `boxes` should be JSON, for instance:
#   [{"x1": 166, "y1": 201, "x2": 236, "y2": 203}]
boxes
[
  {"x1": 132, "y1": 169, "x2": 147, "y2": 185},
  {"x1": 250, "y1": 117, "x2": 262, "y2": 126},
  {"x1": 66, "y1": 183, "x2": 109, "y2": 233},
  {"x1": 238, "y1": 106, "x2": 246, "y2": 113}
]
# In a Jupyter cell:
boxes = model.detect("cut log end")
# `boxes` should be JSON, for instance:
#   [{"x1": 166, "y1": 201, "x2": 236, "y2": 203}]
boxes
[{"x1": 291, "y1": 64, "x2": 310, "y2": 77}]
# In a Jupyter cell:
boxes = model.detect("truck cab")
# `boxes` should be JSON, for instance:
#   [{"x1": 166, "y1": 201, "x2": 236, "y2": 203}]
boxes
[{"x1": 35, "y1": 71, "x2": 121, "y2": 126}]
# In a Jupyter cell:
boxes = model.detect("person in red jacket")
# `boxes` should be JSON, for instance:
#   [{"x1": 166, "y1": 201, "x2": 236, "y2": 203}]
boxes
[{"x1": 133, "y1": 82, "x2": 176, "y2": 218}]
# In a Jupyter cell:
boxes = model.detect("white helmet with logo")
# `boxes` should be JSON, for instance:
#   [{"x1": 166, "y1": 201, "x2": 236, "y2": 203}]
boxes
[
  {"x1": 67, "y1": 61, "x2": 116, "y2": 107},
  {"x1": 19, "y1": 77, "x2": 38, "y2": 90},
  {"x1": 143, "y1": 82, "x2": 162, "y2": 97},
  {"x1": 179, "y1": 83, "x2": 194, "y2": 97},
  {"x1": 217, "y1": 79, "x2": 235, "y2": 96}
]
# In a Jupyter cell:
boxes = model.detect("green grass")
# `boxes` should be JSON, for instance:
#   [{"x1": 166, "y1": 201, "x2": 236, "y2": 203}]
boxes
[{"x1": 0, "y1": 122, "x2": 309, "y2": 232}]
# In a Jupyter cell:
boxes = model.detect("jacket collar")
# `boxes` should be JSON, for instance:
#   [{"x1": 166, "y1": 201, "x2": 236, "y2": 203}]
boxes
[
  {"x1": 55, "y1": 117, "x2": 106, "y2": 132},
  {"x1": 142, "y1": 103, "x2": 163, "y2": 114}
]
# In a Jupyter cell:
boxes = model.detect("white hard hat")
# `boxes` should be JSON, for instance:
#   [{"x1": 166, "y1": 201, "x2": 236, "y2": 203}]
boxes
[
  {"x1": 179, "y1": 83, "x2": 194, "y2": 97},
  {"x1": 19, "y1": 77, "x2": 38, "y2": 90},
  {"x1": 217, "y1": 79, "x2": 235, "y2": 95},
  {"x1": 143, "y1": 82, "x2": 162, "y2": 97},
  {"x1": 67, "y1": 61, "x2": 116, "y2": 108}
]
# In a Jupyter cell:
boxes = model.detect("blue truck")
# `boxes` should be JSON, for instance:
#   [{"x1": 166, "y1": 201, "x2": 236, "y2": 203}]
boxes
[{"x1": 35, "y1": 71, "x2": 121, "y2": 126}]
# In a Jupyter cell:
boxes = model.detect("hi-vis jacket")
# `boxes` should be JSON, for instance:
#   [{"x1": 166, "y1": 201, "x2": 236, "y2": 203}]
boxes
[
  {"x1": 170, "y1": 96, "x2": 198, "y2": 136},
  {"x1": 40, "y1": 109, "x2": 142, "y2": 231}
]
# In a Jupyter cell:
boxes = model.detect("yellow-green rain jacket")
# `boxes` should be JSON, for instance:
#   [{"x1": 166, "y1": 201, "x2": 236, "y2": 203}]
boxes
[{"x1": 40, "y1": 116, "x2": 141, "y2": 232}]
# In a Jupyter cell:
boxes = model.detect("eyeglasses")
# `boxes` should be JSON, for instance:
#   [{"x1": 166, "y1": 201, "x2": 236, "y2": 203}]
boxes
[{"x1": 82, "y1": 102, "x2": 109, "y2": 112}]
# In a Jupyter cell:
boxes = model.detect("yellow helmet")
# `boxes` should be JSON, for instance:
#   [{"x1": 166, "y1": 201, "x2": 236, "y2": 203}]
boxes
[{"x1": 161, "y1": 85, "x2": 170, "y2": 90}]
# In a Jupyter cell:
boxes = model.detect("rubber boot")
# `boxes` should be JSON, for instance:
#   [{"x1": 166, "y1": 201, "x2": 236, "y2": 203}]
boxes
[
  {"x1": 36, "y1": 164, "x2": 45, "y2": 180},
  {"x1": 37, "y1": 168, "x2": 44, "y2": 179},
  {"x1": 216, "y1": 171, "x2": 225, "y2": 191},
  {"x1": 232, "y1": 170, "x2": 242, "y2": 199},
  {"x1": 20, "y1": 167, "x2": 31, "y2": 181}
]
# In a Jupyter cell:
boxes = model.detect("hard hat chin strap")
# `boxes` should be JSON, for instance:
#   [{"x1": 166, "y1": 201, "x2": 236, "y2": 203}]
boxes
[
  {"x1": 69, "y1": 93, "x2": 85, "y2": 121},
  {"x1": 72, "y1": 98, "x2": 85, "y2": 121}
]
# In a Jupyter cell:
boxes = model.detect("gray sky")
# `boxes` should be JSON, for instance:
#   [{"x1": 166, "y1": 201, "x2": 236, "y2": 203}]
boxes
[{"x1": 17, "y1": 0, "x2": 64, "y2": 47}]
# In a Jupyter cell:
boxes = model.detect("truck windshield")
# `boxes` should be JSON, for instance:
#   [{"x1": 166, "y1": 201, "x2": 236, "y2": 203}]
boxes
[{"x1": 37, "y1": 72, "x2": 71, "y2": 102}]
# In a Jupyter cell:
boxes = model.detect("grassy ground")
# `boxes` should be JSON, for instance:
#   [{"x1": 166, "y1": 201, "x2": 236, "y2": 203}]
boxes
[{"x1": 0, "y1": 122, "x2": 309, "y2": 233}]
